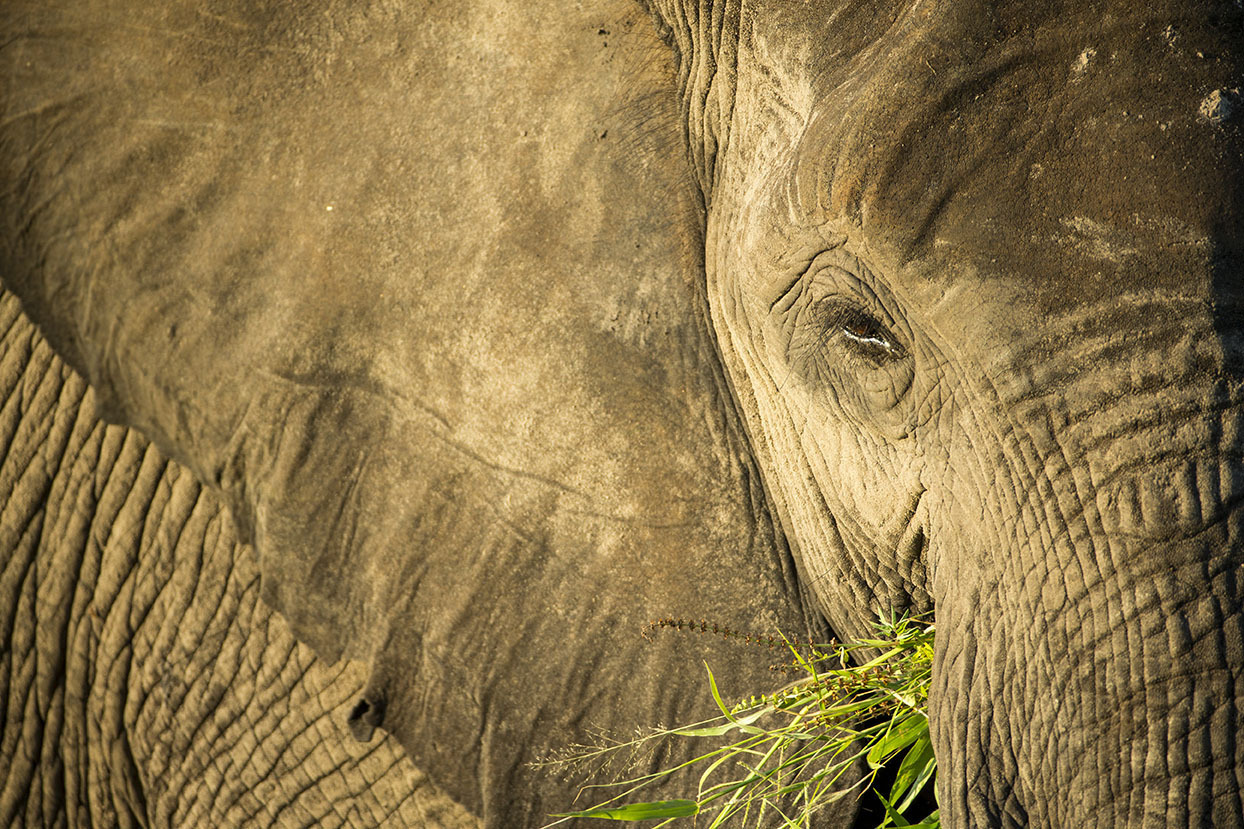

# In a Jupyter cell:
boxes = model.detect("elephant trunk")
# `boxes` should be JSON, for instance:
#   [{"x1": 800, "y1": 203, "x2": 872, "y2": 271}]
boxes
[
  {"x1": 930, "y1": 307, "x2": 1244, "y2": 827},
  {"x1": 936, "y1": 530, "x2": 1244, "y2": 827}
]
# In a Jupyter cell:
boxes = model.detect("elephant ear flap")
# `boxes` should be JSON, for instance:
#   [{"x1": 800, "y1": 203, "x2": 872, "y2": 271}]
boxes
[{"x1": 215, "y1": 382, "x2": 425, "y2": 667}]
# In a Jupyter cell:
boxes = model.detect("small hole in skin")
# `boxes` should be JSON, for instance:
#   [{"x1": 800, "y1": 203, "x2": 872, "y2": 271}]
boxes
[{"x1": 348, "y1": 695, "x2": 385, "y2": 742}]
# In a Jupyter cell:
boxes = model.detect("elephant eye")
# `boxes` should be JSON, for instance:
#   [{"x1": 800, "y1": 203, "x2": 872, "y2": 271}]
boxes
[
  {"x1": 841, "y1": 315, "x2": 889, "y2": 347},
  {"x1": 832, "y1": 306, "x2": 904, "y2": 362}
]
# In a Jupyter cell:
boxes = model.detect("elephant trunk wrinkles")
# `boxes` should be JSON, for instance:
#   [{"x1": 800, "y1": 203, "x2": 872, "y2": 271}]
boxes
[{"x1": 933, "y1": 323, "x2": 1244, "y2": 828}]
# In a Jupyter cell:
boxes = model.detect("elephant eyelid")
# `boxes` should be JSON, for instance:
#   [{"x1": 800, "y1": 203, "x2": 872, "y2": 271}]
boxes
[
  {"x1": 841, "y1": 320, "x2": 894, "y2": 349},
  {"x1": 816, "y1": 301, "x2": 906, "y2": 362}
]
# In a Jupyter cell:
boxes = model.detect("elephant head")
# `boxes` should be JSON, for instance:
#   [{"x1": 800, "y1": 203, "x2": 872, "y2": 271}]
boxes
[
  {"x1": 646, "y1": 0, "x2": 1244, "y2": 824},
  {"x1": 2, "y1": 0, "x2": 1243, "y2": 827}
]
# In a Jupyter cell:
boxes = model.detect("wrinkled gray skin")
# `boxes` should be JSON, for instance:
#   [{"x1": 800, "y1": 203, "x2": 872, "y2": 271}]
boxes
[
  {"x1": 3, "y1": 1, "x2": 1244, "y2": 828},
  {"x1": 0, "y1": 295, "x2": 481, "y2": 828}
]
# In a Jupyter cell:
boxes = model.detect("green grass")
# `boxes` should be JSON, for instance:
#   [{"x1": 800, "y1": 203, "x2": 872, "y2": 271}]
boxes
[{"x1": 542, "y1": 613, "x2": 938, "y2": 828}]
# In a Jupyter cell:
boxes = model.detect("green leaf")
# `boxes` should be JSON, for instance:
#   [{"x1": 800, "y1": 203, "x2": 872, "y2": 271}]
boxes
[
  {"x1": 891, "y1": 737, "x2": 936, "y2": 814},
  {"x1": 867, "y1": 715, "x2": 928, "y2": 769},
  {"x1": 552, "y1": 800, "x2": 699, "y2": 820},
  {"x1": 675, "y1": 707, "x2": 768, "y2": 737},
  {"x1": 673, "y1": 722, "x2": 765, "y2": 738},
  {"x1": 706, "y1": 663, "x2": 732, "y2": 719},
  {"x1": 877, "y1": 791, "x2": 916, "y2": 828},
  {"x1": 857, "y1": 647, "x2": 905, "y2": 670}
]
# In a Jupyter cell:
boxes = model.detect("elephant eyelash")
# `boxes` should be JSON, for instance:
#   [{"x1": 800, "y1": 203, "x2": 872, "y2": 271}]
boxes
[
  {"x1": 815, "y1": 301, "x2": 906, "y2": 363},
  {"x1": 841, "y1": 315, "x2": 895, "y2": 350}
]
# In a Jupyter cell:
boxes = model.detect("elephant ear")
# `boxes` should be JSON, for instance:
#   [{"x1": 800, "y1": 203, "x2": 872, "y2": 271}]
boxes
[{"x1": 1, "y1": 0, "x2": 842, "y2": 823}]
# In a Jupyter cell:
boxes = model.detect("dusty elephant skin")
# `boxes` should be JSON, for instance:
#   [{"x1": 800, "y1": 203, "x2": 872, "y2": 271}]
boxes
[
  {"x1": 1, "y1": 0, "x2": 1243, "y2": 828},
  {"x1": 1, "y1": 1, "x2": 833, "y2": 827},
  {"x1": 0, "y1": 294, "x2": 481, "y2": 827}
]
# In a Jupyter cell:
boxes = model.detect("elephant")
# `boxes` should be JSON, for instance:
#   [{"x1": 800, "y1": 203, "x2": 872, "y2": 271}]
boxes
[{"x1": 2, "y1": 0, "x2": 1243, "y2": 827}]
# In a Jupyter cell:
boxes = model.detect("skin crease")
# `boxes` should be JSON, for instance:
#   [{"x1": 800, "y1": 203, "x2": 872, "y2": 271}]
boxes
[{"x1": 1, "y1": 2, "x2": 1242, "y2": 829}]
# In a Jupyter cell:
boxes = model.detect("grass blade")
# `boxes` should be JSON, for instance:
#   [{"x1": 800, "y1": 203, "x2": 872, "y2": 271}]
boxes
[{"x1": 553, "y1": 800, "x2": 700, "y2": 820}]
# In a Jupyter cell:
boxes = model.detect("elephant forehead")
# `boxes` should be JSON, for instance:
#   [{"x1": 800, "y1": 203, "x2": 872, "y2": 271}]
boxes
[{"x1": 784, "y1": 0, "x2": 1244, "y2": 313}]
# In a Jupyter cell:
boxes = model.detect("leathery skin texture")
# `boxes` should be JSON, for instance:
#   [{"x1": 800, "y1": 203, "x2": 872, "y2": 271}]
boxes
[
  {"x1": 0, "y1": 292, "x2": 479, "y2": 827},
  {"x1": 2, "y1": 0, "x2": 1244, "y2": 827},
  {"x1": 1, "y1": 1, "x2": 841, "y2": 826}
]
